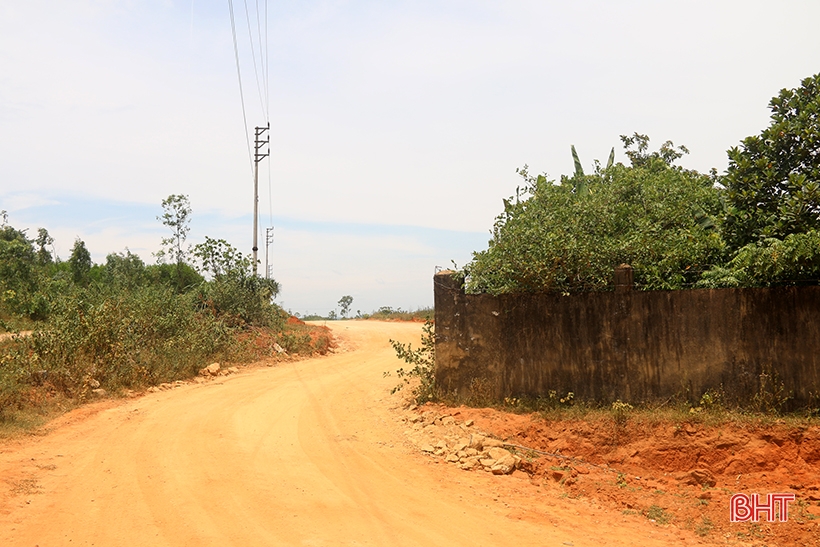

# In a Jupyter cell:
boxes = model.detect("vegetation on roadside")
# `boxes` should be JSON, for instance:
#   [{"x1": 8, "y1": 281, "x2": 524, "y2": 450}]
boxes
[
  {"x1": 387, "y1": 319, "x2": 437, "y2": 404},
  {"x1": 463, "y1": 72, "x2": 820, "y2": 294},
  {"x1": 0, "y1": 196, "x2": 330, "y2": 429}
]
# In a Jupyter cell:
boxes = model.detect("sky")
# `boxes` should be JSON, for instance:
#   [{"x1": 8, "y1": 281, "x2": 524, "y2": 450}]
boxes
[{"x1": 2, "y1": 1, "x2": 820, "y2": 315}]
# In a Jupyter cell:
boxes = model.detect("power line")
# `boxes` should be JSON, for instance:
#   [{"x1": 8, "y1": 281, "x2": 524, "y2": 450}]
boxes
[
  {"x1": 227, "y1": 0, "x2": 254, "y2": 175},
  {"x1": 243, "y1": 0, "x2": 267, "y2": 119}
]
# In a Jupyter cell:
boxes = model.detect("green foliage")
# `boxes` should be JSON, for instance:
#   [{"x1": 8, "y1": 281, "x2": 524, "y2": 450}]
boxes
[
  {"x1": 697, "y1": 230, "x2": 820, "y2": 288},
  {"x1": 722, "y1": 73, "x2": 820, "y2": 251},
  {"x1": 388, "y1": 319, "x2": 437, "y2": 403},
  {"x1": 0, "y1": 285, "x2": 234, "y2": 411},
  {"x1": 465, "y1": 135, "x2": 724, "y2": 294},
  {"x1": 68, "y1": 238, "x2": 92, "y2": 286},
  {"x1": 0, "y1": 219, "x2": 50, "y2": 320},
  {"x1": 192, "y1": 236, "x2": 251, "y2": 279}
]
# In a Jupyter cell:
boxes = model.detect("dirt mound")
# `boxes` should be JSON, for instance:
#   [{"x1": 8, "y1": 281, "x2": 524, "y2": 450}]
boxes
[{"x1": 412, "y1": 404, "x2": 820, "y2": 546}]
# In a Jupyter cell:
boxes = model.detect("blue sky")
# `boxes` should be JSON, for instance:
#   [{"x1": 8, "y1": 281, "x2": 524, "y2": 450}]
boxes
[{"x1": 2, "y1": 1, "x2": 820, "y2": 314}]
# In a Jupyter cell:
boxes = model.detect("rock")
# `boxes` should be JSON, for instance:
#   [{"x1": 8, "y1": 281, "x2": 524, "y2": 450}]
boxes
[
  {"x1": 488, "y1": 449, "x2": 518, "y2": 474},
  {"x1": 479, "y1": 458, "x2": 496, "y2": 468},
  {"x1": 484, "y1": 438, "x2": 505, "y2": 448},
  {"x1": 469, "y1": 434, "x2": 486, "y2": 450},
  {"x1": 465, "y1": 419, "x2": 474, "y2": 427},
  {"x1": 409, "y1": 415, "x2": 422, "y2": 423},
  {"x1": 88, "y1": 378, "x2": 101, "y2": 389},
  {"x1": 226, "y1": 366, "x2": 239, "y2": 375},
  {"x1": 441, "y1": 416, "x2": 455, "y2": 426},
  {"x1": 460, "y1": 457, "x2": 480, "y2": 470},
  {"x1": 206, "y1": 363, "x2": 221, "y2": 375},
  {"x1": 453, "y1": 441, "x2": 469, "y2": 452},
  {"x1": 273, "y1": 343, "x2": 286, "y2": 354},
  {"x1": 463, "y1": 448, "x2": 479, "y2": 457},
  {"x1": 446, "y1": 453, "x2": 460, "y2": 463},
  {"x1": 684, "y1": 469, "x2": 716, "y2": 487},
  {"x1": 420, "y1": 444, "x2": 435, "y2": 453},
  {"x1": 147, "y1": 386, "x2": 160, "y2": 393},
  {"x1": 91, "y1": 388, "x2": 107, "y2": 397},
  {"x1": 487, "y1": 447, "x2": 512, "y2": 460}
]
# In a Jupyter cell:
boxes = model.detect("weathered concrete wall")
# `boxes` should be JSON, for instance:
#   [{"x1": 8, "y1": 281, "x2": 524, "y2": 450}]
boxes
[{"x1": 434, "y1": 270, "x2": 820, "y2": 408}]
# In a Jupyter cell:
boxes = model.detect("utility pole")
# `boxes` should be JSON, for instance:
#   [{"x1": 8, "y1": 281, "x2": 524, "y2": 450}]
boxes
[
  {"x1": 252, "y1": 124, "x2": 270, "y2": 276},
  {"x1": 265, "y1": 227, "x2": 274, "y2": 279}
]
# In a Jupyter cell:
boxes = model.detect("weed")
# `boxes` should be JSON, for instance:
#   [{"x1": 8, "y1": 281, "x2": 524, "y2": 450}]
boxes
[
  {"x1": 644, "y1": 504, "x2": 671, "y2": 524},
  {"x1": 388, "y1": 319, "x2": 436, "y2": 404},
  {"x1": 694, "y1": 516, "x2": 713, "y2": 536}
]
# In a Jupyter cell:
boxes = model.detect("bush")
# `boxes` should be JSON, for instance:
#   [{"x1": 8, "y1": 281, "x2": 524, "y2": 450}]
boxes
[{"x1": 465, "y1": 137, "x2": 725, "y2": 294}]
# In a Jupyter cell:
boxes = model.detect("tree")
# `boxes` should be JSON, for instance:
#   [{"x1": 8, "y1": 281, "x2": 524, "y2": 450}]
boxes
[
  {"x1": 464, "y1": 136, "x2": 724, "y2": 294},
  {"x1": 338, "y1": 295, "x2": 353, "y2": 318},
  {"x1": 722, "y1": 73, "x2": 820, "y2": 251},
  {"x1": 192, "y1": 237, "x2": 251, "y2": 279},
  {"x1": 69, "y1": 237, "x2": 92, "y2": 286},
  {"x1": 157, "y1": 194, "x2": 192, "y2": 268},
  {"x1": 35, "y1": 228, "x2": 54, "y2": 266}
]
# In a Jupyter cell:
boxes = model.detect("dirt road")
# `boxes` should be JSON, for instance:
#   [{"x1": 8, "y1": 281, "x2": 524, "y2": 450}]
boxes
[{"x1": 1, "y1": 321, "x2": 693, "y2": 546}]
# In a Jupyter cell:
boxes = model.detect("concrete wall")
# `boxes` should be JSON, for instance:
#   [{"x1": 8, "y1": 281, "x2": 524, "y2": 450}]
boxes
[{"x1": 433, "y1": 270, "x2": 820, "y2": 408}]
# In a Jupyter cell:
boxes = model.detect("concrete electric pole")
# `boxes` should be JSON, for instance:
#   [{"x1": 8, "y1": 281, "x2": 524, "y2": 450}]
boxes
[
  {"x1": 252, "y1": 124, "x2": 270, "y2": 276},
  {"x1": 265, "y1": 226, "x2": 274, "y2": 279}
]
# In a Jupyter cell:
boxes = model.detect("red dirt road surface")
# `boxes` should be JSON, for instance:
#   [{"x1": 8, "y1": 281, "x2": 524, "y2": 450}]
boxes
[{"x1": 1, "y1": 321, "x2": 817, "y2": 546}]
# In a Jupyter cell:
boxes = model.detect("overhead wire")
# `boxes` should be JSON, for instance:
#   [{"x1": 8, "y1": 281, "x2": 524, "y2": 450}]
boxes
[
  {"x1": 227, "y1": 0, "x2": 254, "y2": 176},
  {"x1": 243, "y1": 0, "x2": 267, "y2": 120}
]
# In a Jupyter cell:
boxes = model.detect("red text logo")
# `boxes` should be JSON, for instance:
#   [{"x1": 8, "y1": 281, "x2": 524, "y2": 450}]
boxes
[{"x1": 730, "y1": 493, "x2": 795, "y2": 522}]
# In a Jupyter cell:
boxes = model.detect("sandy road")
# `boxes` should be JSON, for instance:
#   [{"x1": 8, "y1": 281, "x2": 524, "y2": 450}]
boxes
[{"x1": 0, "y1": 321, "x2": 691, "y2": 546}]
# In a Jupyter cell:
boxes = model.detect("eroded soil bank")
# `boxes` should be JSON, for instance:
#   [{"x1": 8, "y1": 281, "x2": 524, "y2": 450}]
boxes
[{"x1": 406, "y1": 402, "x2": 820, "y2": 546}]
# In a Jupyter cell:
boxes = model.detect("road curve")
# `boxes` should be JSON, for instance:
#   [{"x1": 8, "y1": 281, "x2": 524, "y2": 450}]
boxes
[{"x1": 0, "y1": 321, "x2": 685, "y2": 546}]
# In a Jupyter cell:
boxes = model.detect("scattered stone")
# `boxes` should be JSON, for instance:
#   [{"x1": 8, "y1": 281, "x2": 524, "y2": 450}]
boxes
[
  {"x1": 273, "y1": 343, "x2": 286, "y2": 354},
  {"x1": 446, "y1": 453, "x2": 460, "y2": 463},
  {"x1": 408, "y1": 404, "x2": 418, "y2": 411},
  {"x1": 441, "y1": 416, "x2": 455, "y2": 426},
  {"x1": 465, "y1": 419, "x2": 474, "y2": 427},
  {"x1": 91, "y1": 388, "x2": 107, "y2": 397},
  {"x1": 147, "y1": 386, "x2": 160, "y2": 393},
  {"x1": 420, "y1": 444, "x2": 435, "y2": 453},
  {"x1": 409, "y1": 415, "x2": 422, "y2": 423}
]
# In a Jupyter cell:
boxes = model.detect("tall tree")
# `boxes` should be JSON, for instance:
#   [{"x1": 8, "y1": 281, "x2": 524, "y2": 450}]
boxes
[
  {"x1": 68, "y1": 237, "x2": 92, "y2": 286},
  {"x1": 157, "y1": 194, "x2": 192, "y2": 268},
  {"x1": 722, "y1": 73, "x2": 820, "y2": 251}
]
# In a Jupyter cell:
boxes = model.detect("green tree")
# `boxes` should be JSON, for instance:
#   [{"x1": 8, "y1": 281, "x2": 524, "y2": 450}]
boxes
[
  {"x1": 722, "y1": 73, "x2": 820, "y2": 251},
  {"x1": 338, "y1": 295, "x2": 353, "y2": 318},
  {"x1": 68, "y1": 237, "x2": 92, "y2": 286},
  {"x1": 35, "y1": 228, "x2": 54, "y2": 266},
  {"x1": 192, "y1": 236, "x2": 251, "y2": 279},
  {"x1": 465, "y1": 136, "x2": 724, "y2": 294},
  {"x1": 157, "y1": 194, "x2": 192, "y2": 268},
  {"x1": 156, "y1": 194, "x2": 193, "y2": 291}
]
